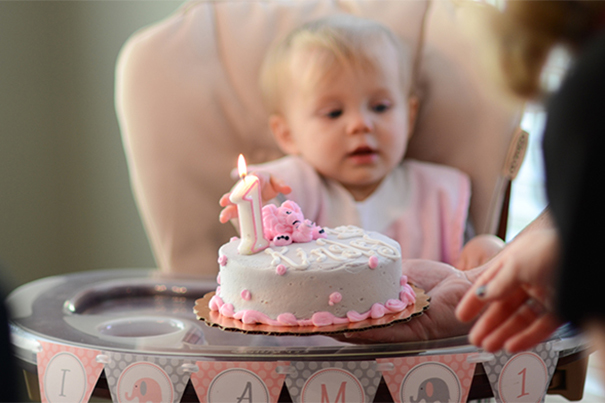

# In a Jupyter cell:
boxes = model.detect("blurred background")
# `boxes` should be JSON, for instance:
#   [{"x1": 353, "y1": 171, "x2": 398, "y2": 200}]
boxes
[{"x1": 0, "y1": 1, "x2": 183, "y2": 290}]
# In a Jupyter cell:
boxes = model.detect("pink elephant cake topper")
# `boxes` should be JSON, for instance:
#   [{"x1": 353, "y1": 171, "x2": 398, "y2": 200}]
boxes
[{"x1": 262, "y1": 200, "x2": 325, "y2": 246}]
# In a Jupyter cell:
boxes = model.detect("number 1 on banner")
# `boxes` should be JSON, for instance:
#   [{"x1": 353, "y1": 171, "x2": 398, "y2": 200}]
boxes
[
  {"x1": 517, "y1": 368, "x2": 530, "y2": 399},
  {"x1": 498, "y1": 352, "x2": 548, "y2": 402}
]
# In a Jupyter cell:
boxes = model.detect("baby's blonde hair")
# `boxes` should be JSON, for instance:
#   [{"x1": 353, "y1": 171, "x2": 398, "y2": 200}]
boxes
[{"x1": 260, "y1": 14, "x2": 413, "y2": 114}]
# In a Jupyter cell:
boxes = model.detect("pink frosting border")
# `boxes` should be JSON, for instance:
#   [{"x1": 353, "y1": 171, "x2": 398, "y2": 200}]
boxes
[{"x1": 208, "y1": 275, "x2": 417, "y2": 327}]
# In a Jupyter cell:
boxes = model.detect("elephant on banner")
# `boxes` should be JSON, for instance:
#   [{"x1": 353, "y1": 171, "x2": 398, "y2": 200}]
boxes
[
  {"x1": 124, "y1": 377, "x2": 163, "y2": 403},
  {"x1": 409, "y1": 377, "x2": 450, "y2": 403}
]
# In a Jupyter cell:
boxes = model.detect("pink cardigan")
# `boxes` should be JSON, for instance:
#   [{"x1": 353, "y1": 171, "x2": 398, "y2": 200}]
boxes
[{"x1": 253, "y1": 156, "x2": 471, "y2": 265}]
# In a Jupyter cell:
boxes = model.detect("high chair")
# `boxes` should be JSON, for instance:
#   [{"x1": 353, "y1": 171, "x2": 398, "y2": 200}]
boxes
[{"x1": 115, "y1": 1, "x2": 587, "y2": 400}]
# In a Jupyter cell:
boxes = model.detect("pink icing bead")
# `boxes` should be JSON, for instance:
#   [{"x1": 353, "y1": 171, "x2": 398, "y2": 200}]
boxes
[
  {"x1": 368, "y1": 255, "x2": 379, "y2": 269},
  {"x1": 370, "y1": 303, "x2": 387, "y2": 319},
  {"x1": 240, "y1": 310, "x2": 266, "y2": 325},
  {"x1": 208, "y1": 295, "x2": 224, "y2": 311},
  {"x1": 216, "y1": 274, "x2": 221, "y2": 284},
  {"x1": 219, "y1": 303, "x2": 235, "y2": 318},
  {"x1": 347, "y1": 310, "x2": 370, "y2": 322},
  {"x1": 218, "y1": 255, "x2": 228, "y2": 266},
  {"x1": 311, "y1": 312, "x2": 334, "y2": 327},
  {"x1": 328, "y1": 292, "x2": 342, "y2": 306},
  {"x1": 400, "y1": 285, "x2": 416, "y2": 305},
  {"x1": 230, "y1": 236, "x2": 239, "y2": 242},
  {"x1": 276, "y1": 264, "x2": 287, "y2": 276},
  {"x1": 385, "y1": 299, "x2": 406, "y2": 312},
  {"x1": 241, "y1": 289, "x2": 251, "y2": 301},
  {"x1": 400, "y1": 275, "x2": 408, "y2": 285},
  {"x1": 277, "y1": 313, "x2": 299, "y2": 326}
]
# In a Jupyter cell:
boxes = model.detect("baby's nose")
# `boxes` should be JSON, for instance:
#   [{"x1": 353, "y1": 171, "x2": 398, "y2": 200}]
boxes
[{"x1": 347, "y1": 111, "x2": 372, "y2": 134}]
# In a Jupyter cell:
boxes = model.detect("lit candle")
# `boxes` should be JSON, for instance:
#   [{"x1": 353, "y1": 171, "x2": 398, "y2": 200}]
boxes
[{"x1": 229, "y1": 154, "x2": 270, "y2": 254}]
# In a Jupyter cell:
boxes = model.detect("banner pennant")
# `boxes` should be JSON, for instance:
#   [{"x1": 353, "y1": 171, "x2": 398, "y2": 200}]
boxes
[
  {"x1": 37, "y1": 340, "x2": 105, "y2": 403},
  {"x1": 284, "y1": 361, "x2": 382, "y2": 403},
  {"x1": 377, "y1": 353, "x2": 476, "y2": 403},
  {"x1": 482, "y1": 341, "x2": 559, "y2": 403},
  {"x1": 190, "y1": 360, "x2": 288, "y2": 403},
  {"x1": 103, "y1": 352, "x2": 191, "y2": 403}
]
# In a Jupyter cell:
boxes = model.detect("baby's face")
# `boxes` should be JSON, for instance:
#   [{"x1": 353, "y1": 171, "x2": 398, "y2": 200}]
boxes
[{"x1": 280, "y1": 46, "x2": 412, "y2": 201}]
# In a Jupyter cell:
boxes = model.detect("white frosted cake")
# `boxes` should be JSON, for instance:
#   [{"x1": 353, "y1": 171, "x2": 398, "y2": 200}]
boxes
[{"x1": 208, "y1": 225, "x2": 416, "y2": 327}]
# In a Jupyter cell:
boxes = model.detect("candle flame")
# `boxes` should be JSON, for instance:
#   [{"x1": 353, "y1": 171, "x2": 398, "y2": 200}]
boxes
[{"x1": 237, "y1": 154, "x2": 247, "y2": 178}]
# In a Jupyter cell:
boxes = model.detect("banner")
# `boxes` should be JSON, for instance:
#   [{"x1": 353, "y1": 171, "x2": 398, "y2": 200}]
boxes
[
  {"x1": 103, "y1": 352, "x2": 190, "y2": 403},
  {"x1": 37, "y1": 341, "x2": 105, "y2": 403},
  {"x1": 482, "y1": 342, "x2": 559, "y2": 403},
  {"x1": 377, "y1": 353, "x2": 476, "y2": 403},
  {"x1": 284, "y1": 361, "x2": 382, "y2": 403},
  {"x1": 190, "y1": 360, "x2": 287, "y2": 403}
]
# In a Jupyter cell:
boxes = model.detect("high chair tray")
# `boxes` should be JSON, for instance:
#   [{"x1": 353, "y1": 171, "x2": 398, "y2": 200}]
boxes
[{"x1": 7, "y1": 268, "x2": 588, "y2": 402}]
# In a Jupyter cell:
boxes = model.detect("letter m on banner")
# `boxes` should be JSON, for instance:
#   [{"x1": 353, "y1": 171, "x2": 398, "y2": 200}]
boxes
[{"x1": 321, "y1": 381, "x2": 347, "y2": 403}]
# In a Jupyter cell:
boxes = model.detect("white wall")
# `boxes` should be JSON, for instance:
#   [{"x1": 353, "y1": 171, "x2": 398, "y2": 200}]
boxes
[{"x1": 0, "y1": 2, "x2": 183, "y2": 289}]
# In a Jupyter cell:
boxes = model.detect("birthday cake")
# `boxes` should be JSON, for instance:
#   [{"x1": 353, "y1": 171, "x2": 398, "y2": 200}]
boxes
[{"x1": 208, "y1": 202, "x2": 416, "y2": 327}]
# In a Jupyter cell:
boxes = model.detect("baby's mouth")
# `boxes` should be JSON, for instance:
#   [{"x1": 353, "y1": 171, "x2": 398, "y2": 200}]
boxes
[
  {"x1": 348, "y1": 146, "x2": 378, "y2": 163},
  {"x1": 349, "y1": 146, "x2": 377, "y2": 157}
]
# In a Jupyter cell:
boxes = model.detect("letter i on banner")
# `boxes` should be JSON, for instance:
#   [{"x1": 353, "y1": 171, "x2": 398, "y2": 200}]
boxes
[
  {"x1": 483, "y1": 341, "x2": 559, "y2": 403},
  {"x1": 190, "y1": 361, "x2": 287, "y2": 403},
  {"x1": 37, "y1": 341, "x2": 105, "y2": 403},
  {"x1": 377, "y1": 354, "x2": 476, "y2": 403}
]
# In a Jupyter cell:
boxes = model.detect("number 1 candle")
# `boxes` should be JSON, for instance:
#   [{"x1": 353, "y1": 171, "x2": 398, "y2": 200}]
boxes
[{"x1": 229, "y1": 154, "x2": 270, "y2": 254}]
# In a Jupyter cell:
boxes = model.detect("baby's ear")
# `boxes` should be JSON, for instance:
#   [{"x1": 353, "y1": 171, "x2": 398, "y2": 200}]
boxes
[{"x1": 269, "y1": 114, "x2": 299, "y2": 155}]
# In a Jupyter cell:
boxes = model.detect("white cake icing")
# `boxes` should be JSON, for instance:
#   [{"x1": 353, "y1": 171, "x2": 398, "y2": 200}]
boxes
[{"x1": 209, "y1": 225, "x2": 416, "y2": 327}]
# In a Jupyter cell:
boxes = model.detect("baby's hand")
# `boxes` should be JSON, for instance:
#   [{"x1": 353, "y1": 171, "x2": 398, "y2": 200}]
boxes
[
  {"x1": 455, "y1": 234, "x2": 505, "y2": 271},
  {"x1": 219, "y1": 172, "x2": 292, "y2": 223}
]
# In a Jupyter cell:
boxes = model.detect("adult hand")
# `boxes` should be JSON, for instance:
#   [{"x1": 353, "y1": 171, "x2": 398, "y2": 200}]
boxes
[
  {"x1": 337, "y1": 260, "x2": 481, "y2": 343},
  {"x1": 455, "y1": 228, "x2": 563, "y2": 353},
  {"x1": 219, "y1": 172, "x2": 291, "y2": 223}
]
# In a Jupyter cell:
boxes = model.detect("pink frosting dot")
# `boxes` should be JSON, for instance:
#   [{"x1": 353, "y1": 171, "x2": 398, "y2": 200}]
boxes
[
  {"x1": 230, "y1": 236, "x2": 239, "y2": 242},
  {"x1": 328, "y1": 292, "x2": 342, "y2": 306},
  {"x1": 241, "y1": 289, "x2": 251, "y2": 301},
  {"x1": 368, "y1": 255, "x2": 379, "y2": 269},
  {"x1": 276, "y1": 264, "x2": 287, "y2": 275},
  {"x1": 218, "y1": 255, "x2": 228, "y2": 266}
]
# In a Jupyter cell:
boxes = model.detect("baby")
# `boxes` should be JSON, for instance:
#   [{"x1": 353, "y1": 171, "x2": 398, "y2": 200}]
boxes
[{"x1": 220, "y1": 14, "x2": 503, "y2": 269}]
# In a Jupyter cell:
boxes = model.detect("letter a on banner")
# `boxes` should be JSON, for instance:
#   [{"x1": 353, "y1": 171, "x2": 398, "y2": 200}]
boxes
[
  {"x1": 377, "y1": 354, "x2": 476, "y2": 403},
  {"x1": 482, "y1": 341, "x2": 559, "y2": 403},
  {"x1": 190, "y1": 361, "x2": 287, "y2": 403},
  {"x1": 37, "y1": 340, "x2": 105, "y2": 403}
]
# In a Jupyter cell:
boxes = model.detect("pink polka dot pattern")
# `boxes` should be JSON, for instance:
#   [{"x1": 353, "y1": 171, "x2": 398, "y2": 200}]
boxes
[
  {"x1": 377, "y1": 354, "x2": 475, "y2": 403},
  {"x1": 37, "y1": 340, "x2": 105, "y2": 403},
  {"x1": 190, "y1": 360, "x2": 287, "y2": 403}
]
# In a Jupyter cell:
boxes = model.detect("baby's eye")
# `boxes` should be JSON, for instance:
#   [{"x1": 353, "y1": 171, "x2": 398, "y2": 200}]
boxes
[
  {"x1": 325, "y1": 109, "x2": 343, "y2": 119},
  {"x1": 372, "y1": 102, "x2": 391, "y2": 113}
]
